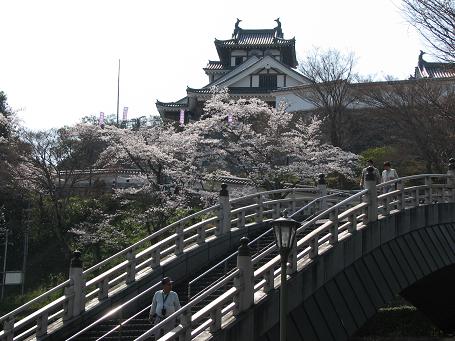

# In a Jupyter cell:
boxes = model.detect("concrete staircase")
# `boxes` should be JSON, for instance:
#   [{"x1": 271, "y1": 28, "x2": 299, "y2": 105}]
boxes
[{"x1": 70, "y1": 212, "x2": 324, "y2": 341}]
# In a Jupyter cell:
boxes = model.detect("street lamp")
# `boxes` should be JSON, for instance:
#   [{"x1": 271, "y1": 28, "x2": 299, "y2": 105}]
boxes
[{"x1": 272, "y1": 216, "x2": 300, "y2": 341}]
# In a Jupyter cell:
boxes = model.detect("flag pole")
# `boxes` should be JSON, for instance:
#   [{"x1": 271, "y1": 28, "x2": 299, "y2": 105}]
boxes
[{"x1": 116, "y1": 59, "x2": 120, "y2": 126}]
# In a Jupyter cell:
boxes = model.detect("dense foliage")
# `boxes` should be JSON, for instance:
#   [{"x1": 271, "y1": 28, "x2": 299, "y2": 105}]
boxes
[{"x1": 0, "y1": 89, "x2": 358, "y2": 307}]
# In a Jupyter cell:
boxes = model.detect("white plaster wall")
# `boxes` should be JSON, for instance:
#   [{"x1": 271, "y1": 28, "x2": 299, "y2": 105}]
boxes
[
  {"x1": 231, "y1": 77, "x2": 251, "y2": 87},
  {"x1": 252, "y1": 75, "x2": 259, "y2": 87},
  {"x1": 275, "y1": 94, "x2": 316, "y2": 112},
  {"x1": 231, "y1": 50, "x2": 247, "y2": 56},
  {"x1": 277, "y1": 75, "x2": 285, "y2": 88},
  {"x1": 264, "y1": 49, "x2": 280, "y2": 56},
  {"x1": 248, "y1": 49, "x2": 262, "y2": 57},
  {"x1": 286, "y1": 77, "x2": 304, "y2": 87}
]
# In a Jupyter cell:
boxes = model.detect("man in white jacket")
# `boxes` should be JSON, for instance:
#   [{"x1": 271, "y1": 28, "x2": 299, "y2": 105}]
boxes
[{"x1": 149, "y1": 277, "x2": 181, "y2": 338}]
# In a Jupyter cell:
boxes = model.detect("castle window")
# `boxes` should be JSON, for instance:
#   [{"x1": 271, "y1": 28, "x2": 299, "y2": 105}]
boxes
[
  {"x1": 235, "y1": 56, "x2": 243, "y2": 66},
  {"x1": 259, "y1": 74, "x2": 277, "y2": 89}
]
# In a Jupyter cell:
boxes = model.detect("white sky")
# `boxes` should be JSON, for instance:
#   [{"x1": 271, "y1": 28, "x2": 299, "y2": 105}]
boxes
[{"x1": 1, "y1": 0, "x2": 431, "y2": 130}]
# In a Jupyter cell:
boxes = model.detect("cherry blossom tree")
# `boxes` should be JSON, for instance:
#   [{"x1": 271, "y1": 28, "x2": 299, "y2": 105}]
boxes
[
  {"x1": 187, "y1": 88, "x2": 358, "y2": 190},
  {"x1": 7, "y1": 124, "x2": 107, "y2": 255},
  {"x1": 99, "y1": 123, "x2": 213, "y2": 233}
]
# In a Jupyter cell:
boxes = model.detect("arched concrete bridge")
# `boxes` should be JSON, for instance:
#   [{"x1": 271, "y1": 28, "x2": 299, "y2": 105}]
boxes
[
  {"x1": 2, "y1": 170, "x2": 455, "y2": 341},
  {"x1": 209, "y1": 204, "x2": 455, "y2": 341},
  {"x1": 135, "y1": 171, "x2": 455, "y2": 341}
]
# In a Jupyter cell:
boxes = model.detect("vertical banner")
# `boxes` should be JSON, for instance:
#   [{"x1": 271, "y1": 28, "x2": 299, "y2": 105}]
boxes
[
  {"x1": 99, "y1": 112, "x2": 105, "y2": 128},
  {"x1": 179, "y1": 109, "x2": 185, "y2": 126},
  {"x1": 123, "y1": 107, "x2": 128, "y2": 121},
  {"x1": 228, "y1": 112, "x2": 233, "y2": 124}
]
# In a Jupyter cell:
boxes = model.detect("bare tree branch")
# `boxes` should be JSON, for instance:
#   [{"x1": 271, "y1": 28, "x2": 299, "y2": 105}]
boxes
[{"x1": 402, "y1": 0, "x2": 455, "y2": 62}]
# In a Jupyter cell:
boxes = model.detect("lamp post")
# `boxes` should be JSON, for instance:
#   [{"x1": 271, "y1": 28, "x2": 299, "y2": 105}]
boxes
[{"x1": 271, "y1": 216, "x2": 300, "y2": 341}]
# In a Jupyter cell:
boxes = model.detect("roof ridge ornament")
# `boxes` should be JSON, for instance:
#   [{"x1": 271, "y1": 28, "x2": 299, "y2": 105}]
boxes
[
  {"x1": 232, "y1": 18, "x2": 242, "y2": 39},
  {"x1": 274, "y1": 18, "x2": 283, "y2": 38},
  {"x1": 418, "y1": 50, "x2": 426, "y2": 68}
]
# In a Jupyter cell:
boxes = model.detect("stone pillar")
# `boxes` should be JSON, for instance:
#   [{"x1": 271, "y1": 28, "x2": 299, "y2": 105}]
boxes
[
  {"x1": 218, "y1": 184, "x2": 231, "y2": 235},
  {"x1": 365, "y1": 166, "x2": 378, "y2": 222},
  {"x1": 235, "y1": 237, "x2": 253, "y2": 314},
  {"x1": 3, "y1": 316, "x2": 14, "y2": 341},
  {"x1": 317, "y1": 174, "x2": 328, "y2": 211},
  {"x1": 287, "y1": 237, "x2": 298, "y2": 275},
  {"x1": 69, "y1": 250, "x2": 85, "y2": 317},
  {"x1": 448, "y1": 158, "x2": 455, "y2": 203}
]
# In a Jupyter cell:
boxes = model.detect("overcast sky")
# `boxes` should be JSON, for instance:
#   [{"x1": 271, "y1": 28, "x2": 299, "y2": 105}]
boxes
[{"x1": 1, "y1": 0, "x2": 431, "y2": 129}]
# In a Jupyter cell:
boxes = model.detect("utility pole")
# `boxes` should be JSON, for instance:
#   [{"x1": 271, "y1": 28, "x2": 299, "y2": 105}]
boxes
[
  {"x1": 116, "y1": 59, "x2": 120, "y2": 126},
  {"x1": 21, "y1": 206, "x2": 31, "y2": 295},
  {"x1": 1, "y1": 207, "x2": 8, "y2": 301}
]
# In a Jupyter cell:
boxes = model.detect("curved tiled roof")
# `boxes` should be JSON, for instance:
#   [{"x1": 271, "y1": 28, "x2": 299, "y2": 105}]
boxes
[
  {"x1": 215, "y1": 29, "x2": 295, "y2": 47},
  {"x1": 187, "y1": 87, "x2": 212, "y2": 94},
  {"x1": 416, "y1": 52, "x2": 455, "y2": 79},
  {"x1": 187, "y1": 86, "x2": 274, "y2": 95},
  {"x1": 421, "y1": 62, "x2": 455, "y2": 78},
  {"x1": 204, "y1": 61, "x2": 225, "y2": 70},
  {"x1": 155, "y1": 100, "x2": 188, "y2": 108}
]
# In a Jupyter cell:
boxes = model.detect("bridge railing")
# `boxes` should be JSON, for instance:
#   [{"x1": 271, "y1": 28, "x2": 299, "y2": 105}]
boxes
[
  {"x1": 136, "y1": 190, "x2": 365, "y2": 340},
  {"x1": 377, "y1": 174, "x2": 451, "y2": 215},
  {"x1": 139, "y1": 172, "x2": 454, "y2": 341},
  {"x1": 0, "y1": 184, "x2": 330, "y2": 341}
]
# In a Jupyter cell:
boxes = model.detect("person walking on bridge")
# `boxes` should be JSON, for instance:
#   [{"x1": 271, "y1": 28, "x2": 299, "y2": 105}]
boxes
[
  {"x1": 149, "y1": 276, "x2": 181, "y2": 338},
  {"x1": 360, "y1": 159, "x2": 380, "y2": 188},
  {"x1": 381, "y1": 161, "x2": 399, "y2": 193}
]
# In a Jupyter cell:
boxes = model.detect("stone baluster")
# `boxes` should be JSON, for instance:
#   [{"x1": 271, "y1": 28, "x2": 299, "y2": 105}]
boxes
[
  {"x1": 3, "y1": 316, "x2": 15, "y2": 341},
  {"x1": 150, "y1": 247, "x2": 160, "y2": 269},
  {"x1": 196, "y1": 225, "x2": 206, "y2": 244},
  {"x1": 238, "y1": 210, "x2": 246, "y2": 228},
  {"x1": 329, "y1": 208, "x2": 339, "y2": 245},
  {"x1": 318, "y1": 174, "x2": 328, "y2": 211},
  {"x1": 69, "y1": 251, "x2": 85, "y2": 317},
  {"x1": 447, "y1": 158, "x2": 455, "y2": 203},
  {"x1": 217, "y1": 184, "x2": 231, "y2": 235},
  {"x1": 35, "y1": 311, "x2": 49, "y2": 338},
  {"x1": 98, "y1": 278, "x2": 109, "y2": 301},
  {"x1": 256, "y1": 194, "x2": 264, "y2": 223},
  {"x1": 309, "y1": 236, "x2": 319, "y2": 259},
  {"x1": 290, "y1": 188, "x2": 296, "y2": 213},
  {"x1": 178, "y1": 309, "x2": 192, "y2": 341},
  {"x1": 397, "y1": 180, "x2": 405, "y2": 210},
  {"x1": 126, "y1": 249, "x2": 136, "y2": 284},
  {"x1": 63, "y1": 280, "x2": 75, "y2": 322},
  {"x1": 287, "y1": 237, "x2": 298, "y2": 275},
  {"x1": 175, "y1": 223, "x2": 184, "y2": 255},
  {"x1": 364, "y1": 166, "x2": 378, "y2": 222},
  {"x1": 210, "y1": 307, "x2": 222, "y2": 332},
  {"x1": 273, "y1": 202, "x2": 281, "y2": 219},
  {"x1": 425, "y1": 176, "x2": 432, "y2": 204},
  {"x1": 234, "y1": 237, "x2": 253, "y2": 314}
]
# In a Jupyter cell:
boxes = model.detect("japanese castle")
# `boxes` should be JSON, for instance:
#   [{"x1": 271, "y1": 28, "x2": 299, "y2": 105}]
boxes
[{"x1": 156, "y1": 19, "x2": 309, "y2": 122}]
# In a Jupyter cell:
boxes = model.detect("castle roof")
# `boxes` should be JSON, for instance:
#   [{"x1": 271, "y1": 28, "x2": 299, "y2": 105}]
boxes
[
  {"x1": 214, "y1": 29, "x2": 295, "y2": 47},
  {"x1": 415, "y1": 51, "x2": 455, "y2": 79},
  {"x1": 203, "y1": 61, "x2": 225, "y2": 71},
  {"x1": 214, "y1": 23, "x2": 297, "y2": 68}
]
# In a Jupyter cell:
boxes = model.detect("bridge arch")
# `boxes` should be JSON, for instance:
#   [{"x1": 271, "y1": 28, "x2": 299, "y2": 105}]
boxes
[{"x1": 210, "y1": 204, "x2": 455, "y2": 341}]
